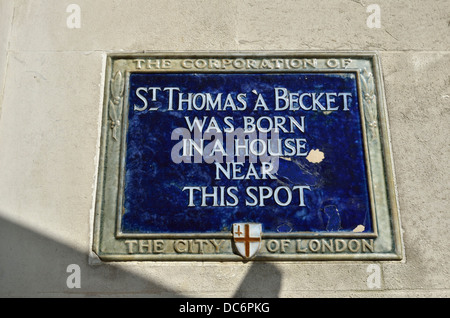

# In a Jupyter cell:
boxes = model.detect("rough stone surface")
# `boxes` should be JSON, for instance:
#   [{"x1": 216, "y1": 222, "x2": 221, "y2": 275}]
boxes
[{"x1": 0, "y1": 0, "x2": 449, "y2": 297}]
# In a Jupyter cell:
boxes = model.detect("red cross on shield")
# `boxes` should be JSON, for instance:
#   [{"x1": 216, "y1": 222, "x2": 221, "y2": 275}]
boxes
[{"x1": 233, "y1": 223, "x2": 262, "y2": 259}]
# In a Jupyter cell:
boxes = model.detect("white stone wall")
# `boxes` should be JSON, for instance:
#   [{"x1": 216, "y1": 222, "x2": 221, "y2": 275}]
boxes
[{"x1": 0, "y1": 0, "x2": 448, "y2": 297}]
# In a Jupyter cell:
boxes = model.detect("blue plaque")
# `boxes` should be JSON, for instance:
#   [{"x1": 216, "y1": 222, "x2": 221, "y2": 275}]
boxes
[
  {"x1": 122, "y1": 72, "x2": 373, "y2": 235},
  {"x1": 93, "y1": 53, "x2": 402, "y2": 261}
]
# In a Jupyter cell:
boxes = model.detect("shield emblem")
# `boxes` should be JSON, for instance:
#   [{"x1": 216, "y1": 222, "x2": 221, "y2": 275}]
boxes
[{"x1": 233, "y1": 223, "x2": 262, "y2": 259}]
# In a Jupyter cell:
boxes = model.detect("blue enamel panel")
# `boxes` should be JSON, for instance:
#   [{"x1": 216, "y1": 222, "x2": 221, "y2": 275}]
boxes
[{"x1": 121, "y1": 72, "x2": 373, "y2": 234}]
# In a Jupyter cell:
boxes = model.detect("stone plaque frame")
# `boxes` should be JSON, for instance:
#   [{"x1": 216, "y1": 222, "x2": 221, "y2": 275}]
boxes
[{"x1": 92, "y1": 52, "x2": 403, "y2": 261}]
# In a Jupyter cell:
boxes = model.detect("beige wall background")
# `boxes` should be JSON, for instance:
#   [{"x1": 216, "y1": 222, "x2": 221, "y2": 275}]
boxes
[{"x1": 0, "y1": 0, "x2": 449, "y2": 297}]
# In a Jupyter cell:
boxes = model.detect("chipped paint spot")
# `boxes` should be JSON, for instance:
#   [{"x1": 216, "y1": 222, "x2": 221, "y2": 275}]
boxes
[
  {"x1": 306, "y1": 149, "x2": 325, "y2": 163},
  {"x1": 353, "y1": 224, "x2": 365, "y2": 232}
]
